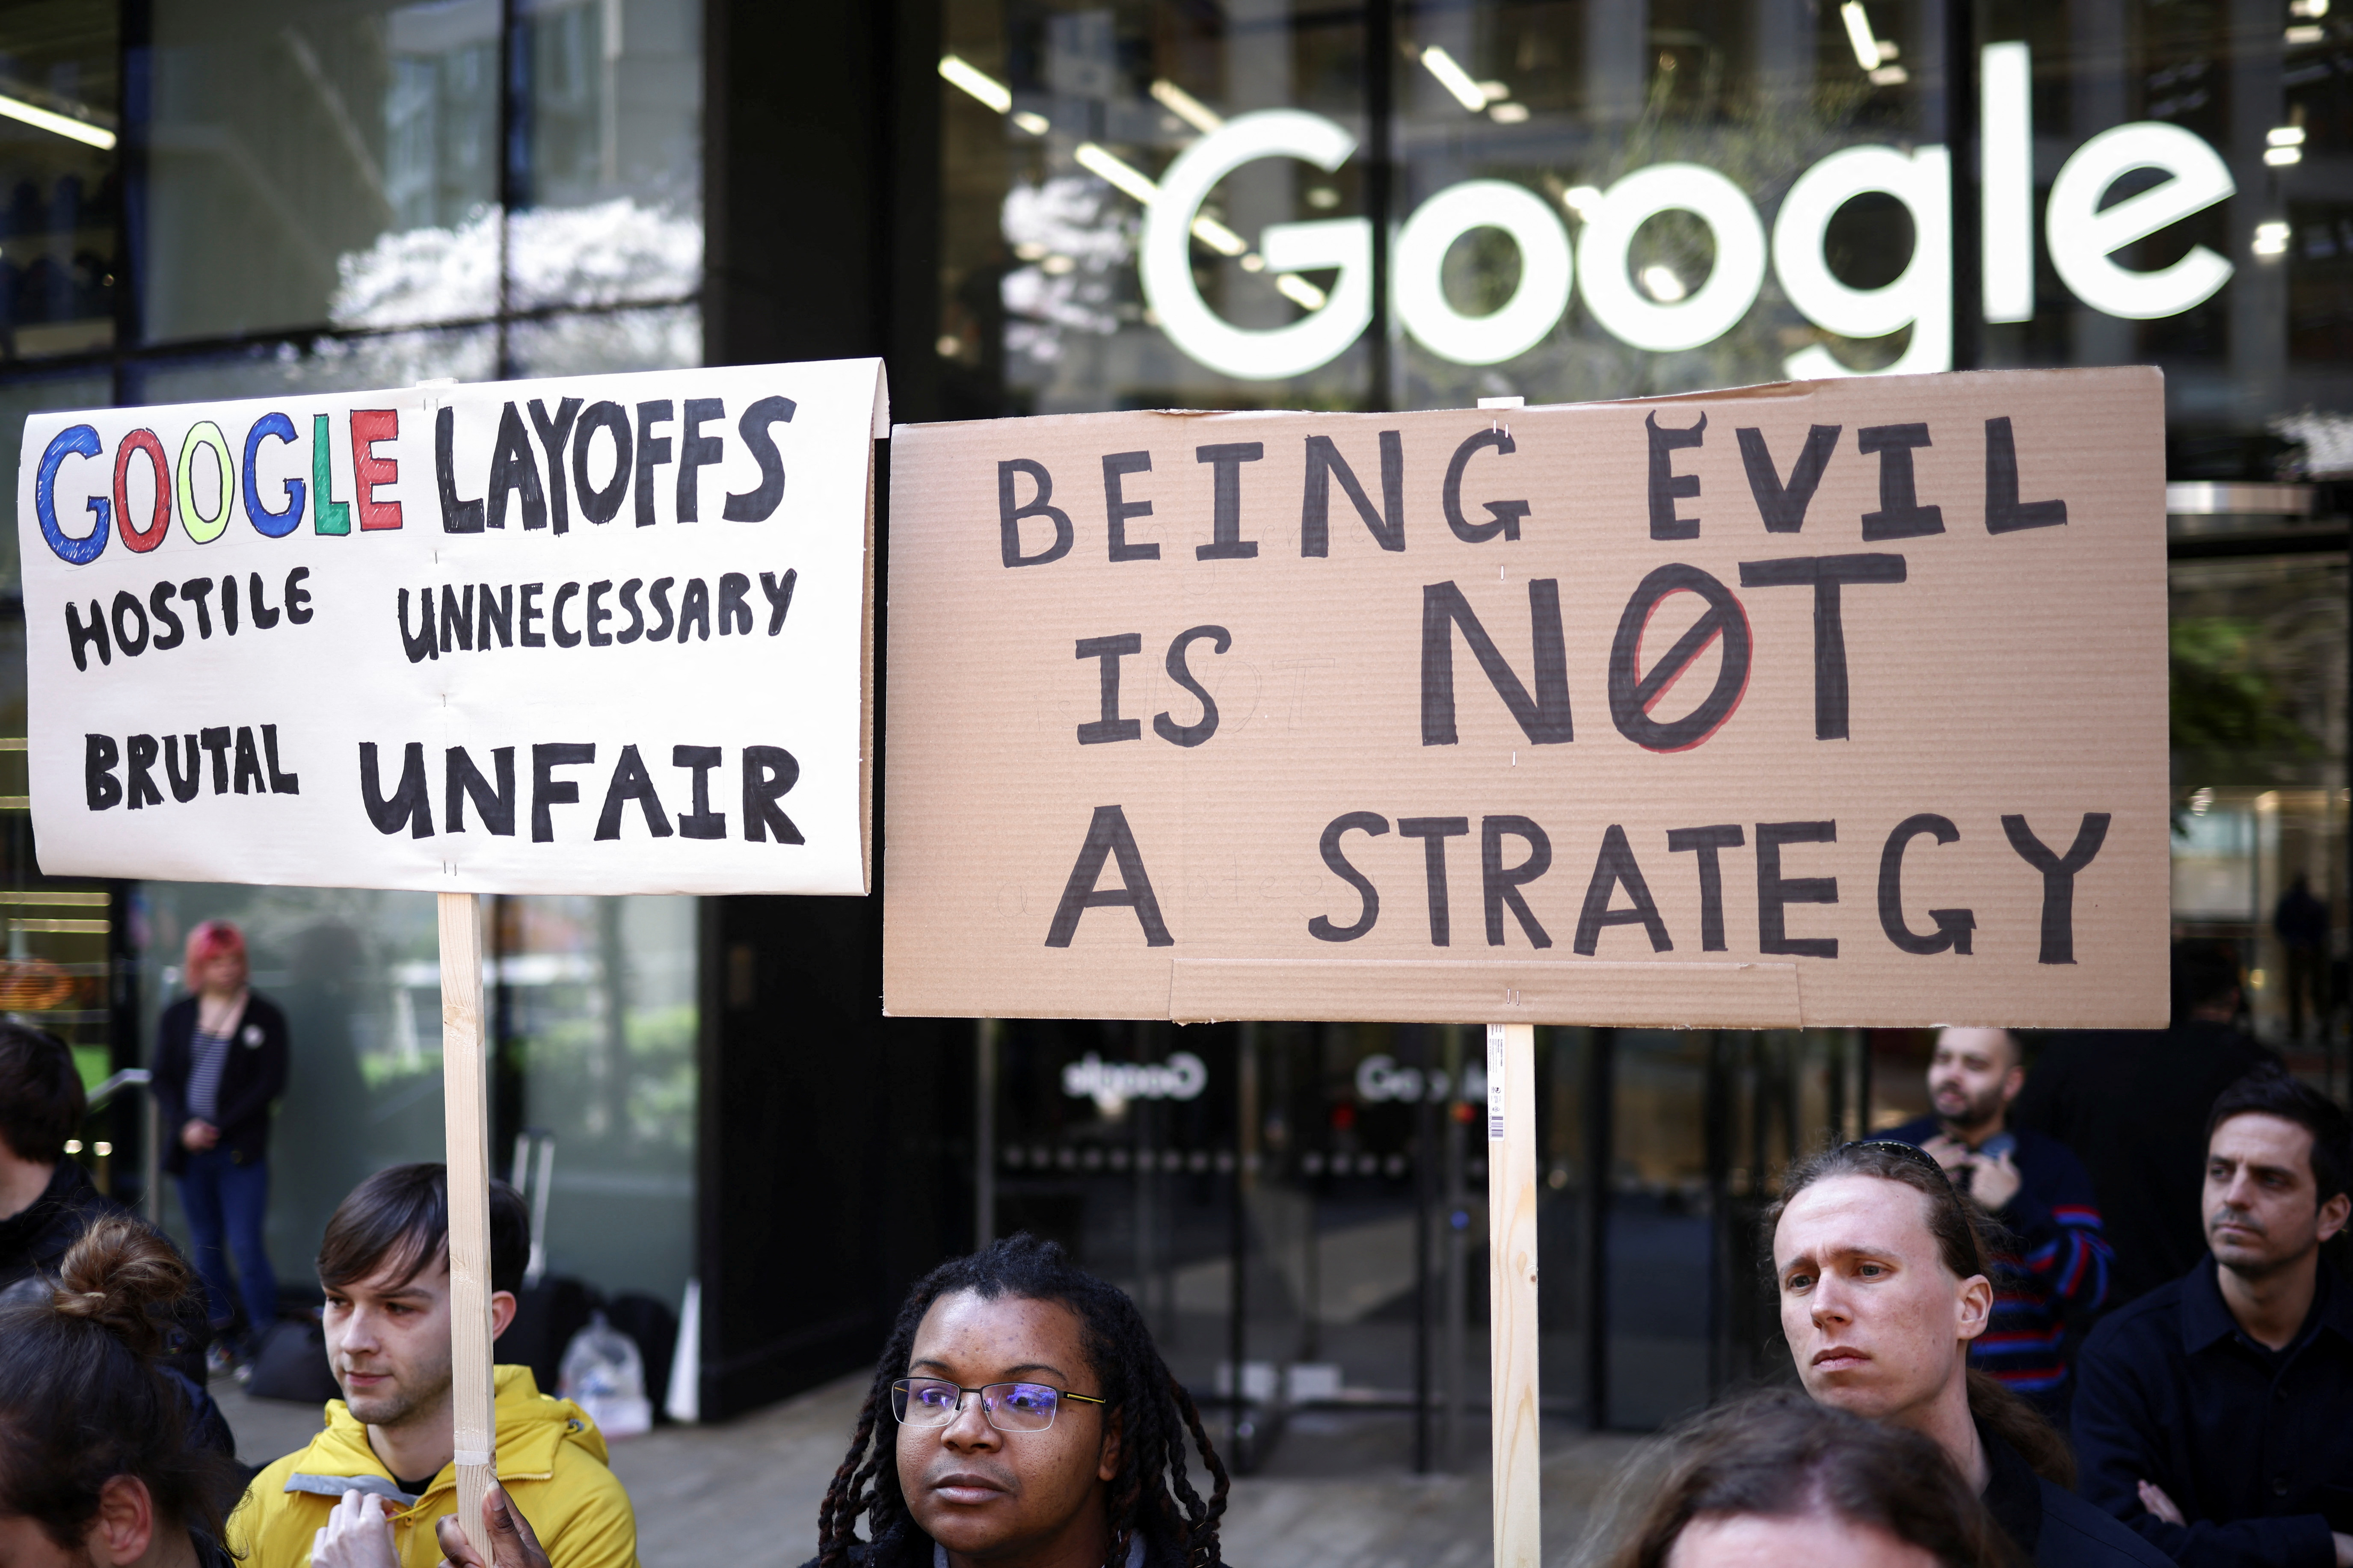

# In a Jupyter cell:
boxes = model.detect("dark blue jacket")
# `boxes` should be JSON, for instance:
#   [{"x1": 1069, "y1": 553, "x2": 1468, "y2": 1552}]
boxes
[
  {"x1": 1884, "y1": 1118, "x2": 2113, "y2": 1399},
  {"x1": 1980, "y1": 1423, "x2": 2174, "y2": 1567},
  {"x1": 2073, "y1": 1255, "x2": 2353, "y2": 1568}
]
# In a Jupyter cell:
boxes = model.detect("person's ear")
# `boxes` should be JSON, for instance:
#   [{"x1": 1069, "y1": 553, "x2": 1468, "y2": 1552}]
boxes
[
  {"x1": 1096, "y1": 1411, "x2": 1123, "y2": 1484},
  {"x1": 2318, "y1": 1191, "x2": 2351, "y2": 1247},
  {"x1": 489, "y1": 1289, "x2": 518, "y2": 1340},
  {"x1": 87, "y1": 1475, "x2": 155, "y2": 1567},
  {"x1": 2000, "y1": 1064, "x2": 2025, "y2": 1104},
  {"x1": 1956, "y1": 1272, "x2": 1994, "y2": 1343}
]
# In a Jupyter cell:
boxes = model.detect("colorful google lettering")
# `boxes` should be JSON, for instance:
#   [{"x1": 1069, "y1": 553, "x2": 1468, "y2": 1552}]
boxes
[
  {"x1": 30, "y1": 391, "x2": 797, "y2": 567},
  {"x1": 32, "y1": 407, "x2": 402, "y2": 566}
]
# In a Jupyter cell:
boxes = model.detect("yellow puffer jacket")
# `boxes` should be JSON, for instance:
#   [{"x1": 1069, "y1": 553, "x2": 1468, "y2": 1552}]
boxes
[{"x1": 229, "y1": 1365, "x2": 638, "y2": 1568}]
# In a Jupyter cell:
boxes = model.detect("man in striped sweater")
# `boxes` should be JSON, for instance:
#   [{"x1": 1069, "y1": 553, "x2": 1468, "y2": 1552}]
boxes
[{"x1": 1885, "y1": 1026, "x2": 2114, "y2": 1422}]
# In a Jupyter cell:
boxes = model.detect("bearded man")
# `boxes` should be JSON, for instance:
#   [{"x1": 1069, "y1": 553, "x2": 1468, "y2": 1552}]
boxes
[{"x1": 1882, "y1": 1026, "x2": 2113, "y2": 1419}]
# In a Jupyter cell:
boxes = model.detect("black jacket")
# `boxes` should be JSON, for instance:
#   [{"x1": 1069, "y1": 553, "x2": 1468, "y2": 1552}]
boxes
[
  {"x1": 795, "y1": 1518, "x2": 1200, "y2": 1568},
  {"x1": 1980, "y1": 1423, "x2": 2172, "y2": 1567},
  {"x1": 0, "y1": 1158, "x2": 229, "y2": 1449},
  {"x1": 2072, "y1": 1255, "x2": 2353, "y2": 1568},
  {"x1": 0, "y1": 1154, "x2": 134, "y2": 1304},
  {"x1": 2012, "y1": 1021, "x2": 2275, "y2": 1306},
  {"x1": 154, "y1": 991, "x2": 289, "y2": 1177}
]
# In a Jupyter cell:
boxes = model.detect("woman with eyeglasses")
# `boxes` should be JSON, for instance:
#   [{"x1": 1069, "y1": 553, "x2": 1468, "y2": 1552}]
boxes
[{"x1": 802, "y1": 1233, "x2": 1230, "y2": 1568}]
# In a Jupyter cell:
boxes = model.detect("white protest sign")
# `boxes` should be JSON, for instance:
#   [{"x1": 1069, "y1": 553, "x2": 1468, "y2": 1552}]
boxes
[{"x1": 18, "y1": 357, "x2": 885, "y2": 895}]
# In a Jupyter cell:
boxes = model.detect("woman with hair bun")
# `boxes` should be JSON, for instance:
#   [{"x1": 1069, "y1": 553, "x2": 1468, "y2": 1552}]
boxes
[{"x1": 0, "y1": 1216, "x2": 245, "y2": 1568}]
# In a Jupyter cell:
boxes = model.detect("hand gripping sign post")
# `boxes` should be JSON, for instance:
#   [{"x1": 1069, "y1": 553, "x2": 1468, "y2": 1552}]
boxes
[
  {"x1": 881, "y1": 367, "x2": 2170, "y2": 1565},
  {"x1": 20, "y1": 357, "x2": 886, "y2": 1551}
]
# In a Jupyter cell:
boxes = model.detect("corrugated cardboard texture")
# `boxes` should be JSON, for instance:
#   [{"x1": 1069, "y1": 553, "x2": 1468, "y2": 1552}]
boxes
[{"x1": 883, "y1": 367, "x2": 2169, "y2": 1028}]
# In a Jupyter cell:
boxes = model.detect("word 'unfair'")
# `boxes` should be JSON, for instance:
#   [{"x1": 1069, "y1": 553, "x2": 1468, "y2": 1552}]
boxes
[{"x1": 359, "y1": 741, "x2": 806, "y2": 846}]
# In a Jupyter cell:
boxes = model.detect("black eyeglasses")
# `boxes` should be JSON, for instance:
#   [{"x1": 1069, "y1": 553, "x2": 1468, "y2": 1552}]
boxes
[
  {"x1": 891, "y1": 1378, "x2": 1109, "y2": 1433},
  {"x1": 1841, "y1": 1138, "x2": 1953, "y2": 1180}
]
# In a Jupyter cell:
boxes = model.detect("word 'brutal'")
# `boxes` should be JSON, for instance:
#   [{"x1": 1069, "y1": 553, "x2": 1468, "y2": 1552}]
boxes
[{"x1": 86, "y1": 725, "x2": 300, "y2": 808}]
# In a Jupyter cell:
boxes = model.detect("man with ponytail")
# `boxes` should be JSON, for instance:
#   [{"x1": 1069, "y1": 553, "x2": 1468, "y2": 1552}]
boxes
[
  {"x1": 802, "y1": 1234, "x2": 1231, "y2": 1568},
  {"x1": 0, "y1": 1216, "x2": 246, "y2": 1568},
  {"x1": 1770, "y1": 1139, "x2": 2170, "y2": 1567}
]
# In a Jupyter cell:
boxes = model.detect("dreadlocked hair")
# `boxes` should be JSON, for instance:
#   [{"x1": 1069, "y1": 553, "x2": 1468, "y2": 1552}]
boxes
[{"x1": 816, "y1": 1233, "x2": 1231, "y2": 1568}]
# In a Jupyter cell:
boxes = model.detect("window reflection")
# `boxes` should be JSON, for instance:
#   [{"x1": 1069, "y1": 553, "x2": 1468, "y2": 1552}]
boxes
[
  {"x1": 132, "y1": 884, "x2": 698, "y2": 1312},
  {"x1": 136, "y1": 884, "x2": 446, "y2": 1288},
  {"x1": 148, "y1": 0, "x2": 498, "y2": 340},
  {"x1": 148, "y1": 0, "x2": 698, "y2": 343},
  {"x1": 936, "y1": 6, "x2": 1375, "y2": 416},
  {"x1": 2169, "y1": 552, "x2": 2348, "y2": 1044},
  {"x1": 507, "y1": 303, "x2": 700, "y2": 377},
  {"x1": 0, "y1": 0, "x2": 119, "y2": 360},
  {"x1": 500, "y1": 894, "x2": 698, "y2": 1309}
]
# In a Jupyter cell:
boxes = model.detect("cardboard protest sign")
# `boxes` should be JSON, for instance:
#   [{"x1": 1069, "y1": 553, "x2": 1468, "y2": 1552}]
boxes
[
  {"x1": 883, "y1": 367, "x2": 2169, "y2": 1028},
  {"x1": 19, "y1": 358, "x2": 884, "y2": 896}
]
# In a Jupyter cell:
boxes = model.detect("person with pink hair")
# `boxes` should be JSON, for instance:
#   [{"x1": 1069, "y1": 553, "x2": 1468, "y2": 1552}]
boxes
[{"x1": 152, "y1": 920, "x2": 289, "y2": 1370}]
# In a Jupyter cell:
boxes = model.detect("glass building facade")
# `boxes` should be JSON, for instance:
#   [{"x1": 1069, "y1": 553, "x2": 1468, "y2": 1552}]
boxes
[
  {"x1": 1, "y1": 0, "x2": 2346, "y2": 1446},
  {"x1": 928, "y1": 0, "x2": 2353, "y2": 1453},
  {"x1": 0, "y1": 0, "x2": 708, "y2": 1334}
]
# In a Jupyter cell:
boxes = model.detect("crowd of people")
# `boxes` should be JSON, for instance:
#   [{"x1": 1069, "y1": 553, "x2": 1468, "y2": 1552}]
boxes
[{"x1": 0, "y1": 939, "x2": 2347, "y2": 1568}]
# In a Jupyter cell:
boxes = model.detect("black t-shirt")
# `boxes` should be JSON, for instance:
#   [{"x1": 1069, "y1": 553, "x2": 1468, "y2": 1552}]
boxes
[{"x1": 393, "y1": 1473, "x2": 438, "y2": 1500}]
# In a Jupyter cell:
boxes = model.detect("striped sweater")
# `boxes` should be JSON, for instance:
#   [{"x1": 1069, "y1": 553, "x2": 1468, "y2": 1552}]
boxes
[{"x1": 1884, "y1": 1117, "x2": 2113, "y2": 1403}]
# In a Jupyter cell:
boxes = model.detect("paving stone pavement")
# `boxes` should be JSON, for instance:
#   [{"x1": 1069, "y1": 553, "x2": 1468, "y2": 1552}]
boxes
[{"x1": 213, "y1": 1373, "x2": 1650, "y2": 1568}]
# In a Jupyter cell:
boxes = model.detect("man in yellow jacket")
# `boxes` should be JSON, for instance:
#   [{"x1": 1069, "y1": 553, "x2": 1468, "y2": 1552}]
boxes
[{"x1": 229, "y1": 1164, "x2": 637, "y2": 1568}]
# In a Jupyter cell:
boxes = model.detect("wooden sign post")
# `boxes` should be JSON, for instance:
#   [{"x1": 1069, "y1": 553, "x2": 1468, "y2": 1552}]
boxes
[
  {"x1": 1488, "y1": 1023, "x2": 1540, "y2": 1568},
  {"x1": 440, "y1": 892, "x2": 498, "y2": 1548},
  {"x1": 18, "y1": 358, "x2": 889, "y2": 1556}
]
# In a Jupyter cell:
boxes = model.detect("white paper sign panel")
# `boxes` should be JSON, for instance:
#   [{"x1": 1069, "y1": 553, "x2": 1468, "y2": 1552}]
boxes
[{"x1": 19, "y1": 358, "x2": 883, "y2": 896}]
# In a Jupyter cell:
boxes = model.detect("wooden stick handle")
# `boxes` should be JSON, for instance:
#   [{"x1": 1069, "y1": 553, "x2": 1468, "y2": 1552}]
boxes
[
  {"x1": 439, "y1": 892, "x2": 497, "y2": 1552},
  {"x1": 1488, "y1": 1023, "x2": 1539, "y2": 1568}
]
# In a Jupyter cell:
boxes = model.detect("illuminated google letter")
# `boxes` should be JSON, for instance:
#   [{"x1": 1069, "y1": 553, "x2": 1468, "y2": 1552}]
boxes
[
  {"x1": 2045, "y1": 122, "x2": 2234, "y2": 320},
  {"x1": 1140, "y1": 110, "x2": 1373, "y2": 382},
  {"x1": 1394, "y1": 179, "x2": 1574, "y2": 364},
  {"x1": 1775, "y1": 144, "x2": 1952, "y2": 379}
]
